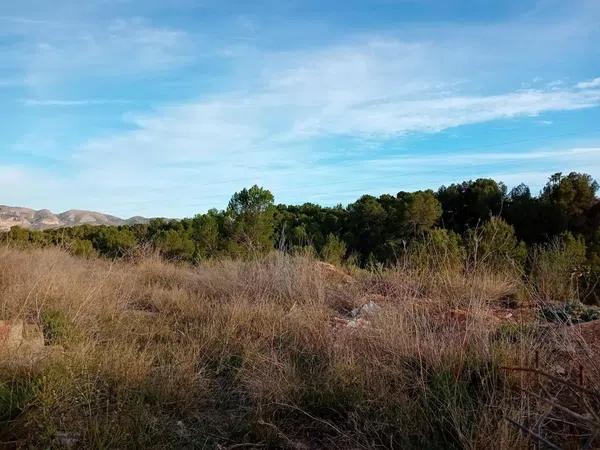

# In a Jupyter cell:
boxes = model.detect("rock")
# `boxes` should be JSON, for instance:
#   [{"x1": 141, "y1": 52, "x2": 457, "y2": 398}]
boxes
[
  {"x1": 287, "y1": 440, "x2": 313, "y2": 450},
  {"x1": 351, "y1": 300, "x2": 382, "y2": 318},
  {"x1": 346, "y1": 318, "x2": 371, "y2": 328},
  {"x1": 175, "y1": 420, "x2": 189, "y2": 439},
  {"x1": 333, "y1": 317, "x2": 349, "y2": 328},
  {"x1": 551, "y1": 364, "x2": 567, "y2": 376},
  {"x1": 332, "y1": 317, "x2": 371, "y2": 329},
  {"x1": 56, "y1": 432, "x2": 80, "y2": 448}
]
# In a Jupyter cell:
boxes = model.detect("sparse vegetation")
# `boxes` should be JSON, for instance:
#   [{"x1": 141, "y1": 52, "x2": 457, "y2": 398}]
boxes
[
  {"x1": 0, "y1": 172, "x2": 599, "y2": 448},
  {"x1": 0, "y1": 242, "x2": 598, "y2": 449},
  {"x1": 3, "y1": 173, "x2": 600, "y2": 305}
]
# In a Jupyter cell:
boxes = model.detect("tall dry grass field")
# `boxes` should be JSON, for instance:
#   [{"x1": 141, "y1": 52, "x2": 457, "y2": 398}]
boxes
[{"x1": 0, "y1": 246, "x2": 598, "y2": 449}]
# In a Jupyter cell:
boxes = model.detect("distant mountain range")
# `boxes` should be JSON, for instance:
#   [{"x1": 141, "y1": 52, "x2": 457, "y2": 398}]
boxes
[{"x1": 0, "y1": 205, "x2": 152, "y2": 231}]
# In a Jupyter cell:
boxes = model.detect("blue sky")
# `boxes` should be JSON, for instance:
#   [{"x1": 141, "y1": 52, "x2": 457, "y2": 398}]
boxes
[{"x1": 1, "y1": 0, "x2": 600, "y2": 218}]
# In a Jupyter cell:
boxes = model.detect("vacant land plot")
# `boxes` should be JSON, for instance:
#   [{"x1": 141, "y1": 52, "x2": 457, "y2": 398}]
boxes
[{"x1": 0, "y1": 247, "x2": 598, "y2": 449}]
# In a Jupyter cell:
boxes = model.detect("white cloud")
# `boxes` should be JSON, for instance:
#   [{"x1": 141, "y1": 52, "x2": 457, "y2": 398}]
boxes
[
  {"x1": 577, "y1": 77, "x2": 600, "y2": 89},
  {"x1": 364, "y1": 147, "x2": 600, "y2": 169},
  {"x1": 285, "y1": 86, "x2": 600, "y2": 138},
  {"x1": 6, "y1": 144, "x2": 600, "y2": 217},
  {"x1": 17, "y1": 17, "x2": 195, "y2": 88},
  {"x1": 67, "y1": 89, "x2": 600, "y2": 215},
  {"x1": 76, "y1": 39, "x2": 600, "y2": 166},
  {"x1": 1, "y1": 3, "x2": 599, "y2": 216},
  {"x1": 46, "y1": 33, "x2": 597, "y2": 215}
]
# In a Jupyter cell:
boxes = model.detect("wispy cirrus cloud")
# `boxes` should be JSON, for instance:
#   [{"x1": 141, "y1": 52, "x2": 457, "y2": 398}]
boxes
[
  {"x1": 9, "y1": 143, "x2": 600, "y2": 216},
  {"x1": 2, "y1": 17, "x2": 196, "y2": 89},
  {"x1": 76, "y1": 37, "x2": 600, "y2": 165},
  {"x1": 66, "y1": 33, "x2": 600, "y2": 214},
  {"x1": 364, "y1": 147, "x2": 600, "y2": 170},
  {"x1": 1, "y1": 0, "x2": 600, "y2": 216}
]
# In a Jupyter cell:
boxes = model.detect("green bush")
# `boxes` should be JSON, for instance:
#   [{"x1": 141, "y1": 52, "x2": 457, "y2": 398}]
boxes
[
  {"x1": 421, "y1": 358, "x2": 502, "y2": 450},
  {"x1": 226, "y1": 185, "x2": 276, "y2": 257},
  {"x1": 154, "y1": 229, "x2": 195, "y2": 261},
  {"x1": 90, "y1": 227, "x2": 138, "y2": 258},
  {"x1": 408, "y1": 228, "x2": 465, "y2": 270},
  {"x1": 539, "y1": 302, "x2": 600, "y2": 324},
  {"x1": 466, "y1": 217, "x2": 526, "y2": 271},
  {"x1": 70, "y1": 239, "x2": 97, "y2": 259},
  {"x1": 529, "y1": 232, "x2": 587, "y2": 302},
  {"x1": 320, "y1": 233, "x2": 347, "y2": 265},
  {"x1": 0, "y1": 378, "x2": 40, "y2": 422}
]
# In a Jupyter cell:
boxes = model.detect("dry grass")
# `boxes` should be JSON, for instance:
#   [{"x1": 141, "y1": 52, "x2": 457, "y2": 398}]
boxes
[{"x1": 0, "y1": 246, "x2": 597, "y2": 449}]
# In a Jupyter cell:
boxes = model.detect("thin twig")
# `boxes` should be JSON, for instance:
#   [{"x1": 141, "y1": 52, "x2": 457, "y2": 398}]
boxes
[
  {"x1": 271, "y1": 402, "x2": 368, "y2": 449},
  {"x1": 226, "y1": 443, "x2": 266, "y2": 449},
  {"x1": 520, "y1": 388, "x2": 600, "y2": 429},
  {"x1": 500, "y1": 367, "x2": 599, "y2": 398},
  {"x1": 504, "y1": 416, "x2": 563, "y2": 450},
  {"x1": 581, "y1": 430, "x2": 599, "y2": 450}
]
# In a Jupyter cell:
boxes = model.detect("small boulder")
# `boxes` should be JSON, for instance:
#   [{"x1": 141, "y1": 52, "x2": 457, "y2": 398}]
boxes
[
  {"x1": 346, "y1": 317, "x2": 371, "y2": 329},
  {"x1": 56, "y1": 432, "x2": 80, "y2": 448},
  {"x1": 551, "y1": 364, "x2": 567, "y2": 376},
  {"x1": 351, "y1": 300, "x2": 382, "y2": 318},
  {"x1": 332, "y1": 317, "x2": 371, "y2": 330}
]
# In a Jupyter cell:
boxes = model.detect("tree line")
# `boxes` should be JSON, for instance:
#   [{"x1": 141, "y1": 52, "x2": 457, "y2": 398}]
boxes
[{"x1": 4, "y1": 171, "x2": 600, "y2": 278}]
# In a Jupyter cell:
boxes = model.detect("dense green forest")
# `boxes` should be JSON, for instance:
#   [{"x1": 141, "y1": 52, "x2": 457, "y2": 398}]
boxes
[{"x1": 4, "y1": 171, "x2": 600, "y2": 300}]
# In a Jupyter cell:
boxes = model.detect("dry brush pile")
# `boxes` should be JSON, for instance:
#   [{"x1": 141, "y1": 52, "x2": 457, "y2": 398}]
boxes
[{"x1": 0, "y1": 246, "x2": 598, "y2": 449}]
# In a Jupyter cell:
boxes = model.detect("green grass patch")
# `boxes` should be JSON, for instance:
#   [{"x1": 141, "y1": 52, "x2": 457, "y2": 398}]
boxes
[{"x1": 40, "y1": 309, "x2": 76, "y2": 345}]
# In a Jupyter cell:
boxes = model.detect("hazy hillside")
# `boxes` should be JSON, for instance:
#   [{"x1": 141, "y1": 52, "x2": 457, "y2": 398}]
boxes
[{"x1": 0, "y1": 205, "x2": 151, "y2": 231}]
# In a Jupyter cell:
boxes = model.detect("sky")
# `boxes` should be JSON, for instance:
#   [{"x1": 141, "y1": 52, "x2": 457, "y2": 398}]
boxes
[{"x1": 1, "y1": 0, "x2": 600, "y2": 218}]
